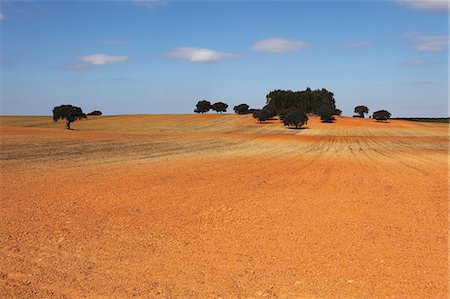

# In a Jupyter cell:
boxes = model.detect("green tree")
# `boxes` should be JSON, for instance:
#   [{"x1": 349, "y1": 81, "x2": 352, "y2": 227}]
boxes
[
  {"x1": 372, "y1": 110, "x2": 391, "y2": 121},
  {"x1": 282, "y1": 109, "x2": 308, "y2": 129},
  {"x1": 87, "y1": 110, "x2": 102, "y2": 116},
  {"x1": 211, "y1": 102, "x2": 228, "y2": 114},
  {"x1": 52, "y1": 105, "x2": 86, "y2": 130},
  {"x1": 317, "y1": 105, "x2": 335, "y2": 123},
  {"x1": 252, "y1": 109, "x2": 271, "y2": 123},
  {"x1": 233, "y1": 103, "x2": 250, "y2": 114},
  {"x1": 194, "y1": 100, "x2": 211, "y2": 114},
  {"x1": 354, "y1": 105, "x2": 369, "y2": 118}
]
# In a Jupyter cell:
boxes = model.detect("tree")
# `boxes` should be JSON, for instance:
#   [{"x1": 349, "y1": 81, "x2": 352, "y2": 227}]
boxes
[
  {"x1": 194, "y1": 100, "x2": 211, "y2": 114},
  {"x1": 211, "y1": 102, "x2": 228, "y2": 114},
  {"x1": 87, "y1": 110, "x2": 102, "y2": 116},
  {"x1": 252, "y1": 109, "x2": 271, "y2": 123},
  {"x1": 261, "y1": 105, "x2": 277, "y2": 119},
  {"x1": 372, "y1": 110, "x2": 391, "y2": 121},
  {"x1": 354, "y1": 105, "x2": 369, "y2": 118},
  {"x1": 52, "y1": 104, "x2": 86, "y2": 130},
  {"x1": 333, "y1": 108, "x2": 342, "y2": 116},
  {"x1": 282, "y1": 108, "x2": 308, "y2": 129},
  {"x1": 233, "y1": 103, "x2": 250, "y2": 114},
  {"x1": 317, "y1": 105, "x2": 335, "y2": 123}
]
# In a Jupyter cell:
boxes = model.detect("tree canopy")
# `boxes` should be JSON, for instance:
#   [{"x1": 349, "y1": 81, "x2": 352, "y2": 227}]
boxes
[
  {"x1": 52, "y1": 104, "x2": 86, "y2": 130},
  {"x1": 87, "y1": 110, "x2": 102, "y2": 116},
  {"x1": 211, "y1": 102, "x2": 228, "y2": 114},
  {"x1": 317, "y1": 105, "x2": 335, "y2": 123},
  {"x1": 252, "y1": 109, "x2": 271, "y2": 123},
  {"x1": 194, "y1": 100, "x2": 211, "y2": 114},
  {"x1": 373, "y1": 110, "x2": 391, "y2": 121},
  {"x1": 354, "y1": 105, "x2": 369, "y2": 118},
  {"x1": 233, "y1": 103, "x2": 250, "y2": 114},
  {"x1": 282, "y1": 108, "x2": 309, "y2": 129}
]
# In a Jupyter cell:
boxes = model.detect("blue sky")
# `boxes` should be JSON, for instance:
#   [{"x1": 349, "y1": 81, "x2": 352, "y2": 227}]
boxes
[{"x1": 1, "y1": 0, "x2": 448, "y2": 116}]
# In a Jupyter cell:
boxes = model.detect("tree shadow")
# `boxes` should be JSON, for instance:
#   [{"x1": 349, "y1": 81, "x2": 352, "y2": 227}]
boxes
[{"x1": 287, "y1": 126, "x2": 309, "y2": 130}]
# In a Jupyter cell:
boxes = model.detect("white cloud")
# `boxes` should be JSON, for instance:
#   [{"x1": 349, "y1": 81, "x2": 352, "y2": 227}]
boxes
[
  {"x1": 0, "y1": 12, "x2": 5, "y2": 21},
  {"x1": 396, "y1": 0, "x2": 449, "y2": 11},
  {"x1": 406, "y1": 33, "x2": 448, "y2": 52},
  {"x1": 79, "y1": 54, "x2": 129, "y2": 65},
  {"x1": 338, "y1": 41, "x2": 372, "y2": 48},
  {"x1": 252, "y1": 38, "x2": 312, "y2": 53},
  {"x1": 164, "y1": 47, "x2": 235, "y2": 63}
]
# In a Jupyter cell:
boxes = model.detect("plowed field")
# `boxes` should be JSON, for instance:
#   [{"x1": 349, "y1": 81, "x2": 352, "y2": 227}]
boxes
[{"x1": 1, "y1": 115, "x2": 448, "y2": 297}]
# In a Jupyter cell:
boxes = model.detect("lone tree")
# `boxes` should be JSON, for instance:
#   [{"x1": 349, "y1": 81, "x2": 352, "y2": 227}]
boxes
[
  {"x1": 233, "y1": 103, "x2": 250, "y2": 114},
  {"x1": 52, "y1": 104, "x2": 86, "y2": 130},
  {"x1": 354, "y1": 105, "x2": 369, "y2": 118},
  {"x1": 282, "y1": 108, "x2": 308, "y2": 129},
  {"x1": 252, "y1": 109, "x2": 271, "y2": 123},
  {"x1": 194, "y1": 100, "x2": 211, "y2": 114},
  {"x1": 87, "y1": 110, "x2": 102, "y2": 116},
  {"x1": 211, "y1": 102, "x2": 228, "y2": 114},
  {"x1": 317, "y1": 105, "x2": 335, "y2": 123},
  {"x1": 372, "y1": 110, "x2": 391, "y2": 121}
]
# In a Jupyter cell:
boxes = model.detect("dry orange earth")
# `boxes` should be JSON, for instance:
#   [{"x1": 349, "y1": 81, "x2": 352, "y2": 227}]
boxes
[{"x1": 0, "y1": 114, "x2": 448, "y2": 298}]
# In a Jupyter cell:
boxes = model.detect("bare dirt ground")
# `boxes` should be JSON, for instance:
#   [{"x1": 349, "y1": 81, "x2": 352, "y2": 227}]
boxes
[{"x1": 0, "y1": 114, "x2": 448, "y2": 298}]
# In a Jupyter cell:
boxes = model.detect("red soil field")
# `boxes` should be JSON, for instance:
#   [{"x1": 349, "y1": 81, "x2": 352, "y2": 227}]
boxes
[{"x1": 0, "y1": 114, "x2": 448, "y2": 297}]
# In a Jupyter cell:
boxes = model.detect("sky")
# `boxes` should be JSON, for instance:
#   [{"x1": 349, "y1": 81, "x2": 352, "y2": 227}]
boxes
[{"x1": 0, "y1": 0, "x2": 448, "y2": 117}]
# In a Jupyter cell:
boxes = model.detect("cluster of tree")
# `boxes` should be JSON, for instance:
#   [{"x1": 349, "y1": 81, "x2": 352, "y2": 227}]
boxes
[
  {"x1": 353, "y1": 105, "x2": 391, "y2": 121},
  {"x1": 392, "y1": 117, "x2": 449, "y2": 123},
  {"x1": 194, "y1": 100, "x2": 229, "y2": 114},
  {"x1": 251, "y1": 88, "x2": 341, "y2": 128}
]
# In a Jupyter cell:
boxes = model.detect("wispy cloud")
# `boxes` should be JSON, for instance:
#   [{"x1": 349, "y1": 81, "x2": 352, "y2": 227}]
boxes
[
  {"x1": 79, "y1": 54, "x2": 129, "y2": 65},
  {"x1": 132, "y1": 0, "x2": 166, "y2": 9},
  {"x1": 396, "y1": 0, "x2": 449, "y2": 12},
  {"x1": 252, "y1": 38, "x2": 312, "y2": 53},
  {"x1": 338, "y1": 40, "x2": 372, "y2": 48},
  {"x1": 164, "y1": 47, "x2": 236, "y2": 63},
  {"x1": 406, "y1": 33, "x2": 448, "y2": 52},
  {"x1": 98, "y1": 39, "x2": 128, "y2": 45},
  {"x1": 0, "y1": 12, "x2": 5, "y2": 21}
]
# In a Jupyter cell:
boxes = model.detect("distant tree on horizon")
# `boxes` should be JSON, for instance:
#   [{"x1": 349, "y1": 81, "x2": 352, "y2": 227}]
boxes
[
  {"x1": 87, "y1": 110, "x2": 102, "y2": 116},
  {"x1": 282, "y1": 108, "x2": 308, "y2": 129},
  {"x1": 373, "y1": 110, "x2": 391, "y2": 121},
  {"x1": 194, "y1": 100, "x2": 212, "y2": 114},
  {"x1": 233, "y1": 103, "x2": 250, "y2": 114},
  {"x1": 211, "y1": 102, "x2": 228, "y2": 114},
  {"x1": 354, "y1": 105, "x2": 369, "y2": 118},
  {"x1": 333, "y1": 108, "x2": 342, "y2": 116},
  {"x1": 52, "y1": 104, "x2": 86, "y2": 130}
]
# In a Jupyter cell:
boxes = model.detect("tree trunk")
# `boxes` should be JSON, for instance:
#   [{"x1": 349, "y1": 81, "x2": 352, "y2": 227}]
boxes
[{"x1": 66, "y1": 120, "x2": 71, "y2": 130}]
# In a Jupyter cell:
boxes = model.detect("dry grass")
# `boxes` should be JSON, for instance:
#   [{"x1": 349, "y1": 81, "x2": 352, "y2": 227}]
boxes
[{"x1": 1, "y1": 114, "x2": 448, "y2": 297}]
